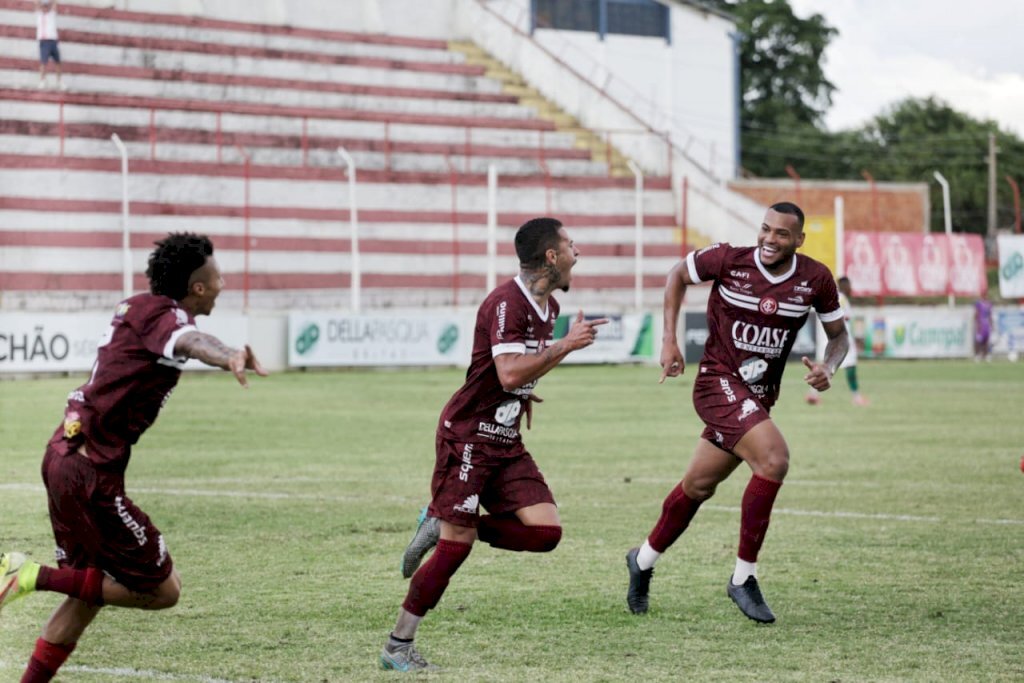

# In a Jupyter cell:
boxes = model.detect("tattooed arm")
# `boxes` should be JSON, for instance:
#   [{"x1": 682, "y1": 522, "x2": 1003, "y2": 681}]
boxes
[
  {"x1": 174, "y1": 332, "x2": 267, "y2": 387},
  {"x1": 493, "y1": 310, "x2": 608, "y2": 392}
]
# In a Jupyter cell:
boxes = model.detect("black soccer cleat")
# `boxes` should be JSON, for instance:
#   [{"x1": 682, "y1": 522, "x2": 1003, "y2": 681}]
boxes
[
  {"x1": 625, "y1": 547, "x2": 654, "y2": 614},
  {"x1": 727, "y1": 575, "x2": 776, "y2": 623}
]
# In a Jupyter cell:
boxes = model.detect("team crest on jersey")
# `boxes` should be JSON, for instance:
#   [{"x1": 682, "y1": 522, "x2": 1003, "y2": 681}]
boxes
[{"x1": 759, "y1": 297, "x2": 778, "y2": 314}]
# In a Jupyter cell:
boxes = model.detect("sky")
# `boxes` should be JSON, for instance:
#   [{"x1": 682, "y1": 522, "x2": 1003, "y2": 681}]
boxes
[{"x1": 787, "y1": 0, "x2": 1024, "y2": 135}]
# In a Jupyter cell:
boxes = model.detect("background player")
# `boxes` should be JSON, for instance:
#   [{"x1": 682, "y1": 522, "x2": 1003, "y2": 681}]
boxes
[
  {"x1": 625, "y1": 202, "x2": 849, "y2": 624},
  {"x1": 380, "y1": 217, "x2": 607, "y2": 671},
  {"x1": 0, "y1": 233, "x2": 266, "y2": 683}
]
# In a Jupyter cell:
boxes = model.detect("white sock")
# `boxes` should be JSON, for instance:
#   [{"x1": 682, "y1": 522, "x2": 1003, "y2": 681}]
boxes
[
  {"x1": 636, "y1": 540, "x2": 661, "y2": 571},
  {"x1": 732, "y1": 558, "x2": 756, "y2": 585}
]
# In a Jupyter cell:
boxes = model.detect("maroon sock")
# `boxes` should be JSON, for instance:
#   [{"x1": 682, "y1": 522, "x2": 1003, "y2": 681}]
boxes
[
  {"x1": 738, "y1": 474, "x2": 783, "y2": 562},
  {"x1": 21, "y1": 639, "x2": 75, "y2": 683},
  {"x1": 477, "y1": 515, "x2": 562, "y2": 552},
  {"x1": 402, "y1": 539, "x2": 472, "y2": 617},
  {"x1": 647, "y1": 483, "x2": 703, "y2": 553},
  {"x1": 36, "y1": 566, "x2": 104, "y2": 606}
]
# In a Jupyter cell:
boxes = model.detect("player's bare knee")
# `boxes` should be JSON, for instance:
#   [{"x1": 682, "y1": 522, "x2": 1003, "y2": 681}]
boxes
[
  {"x1": 759, "y1": 451, "x2": 789, "y2": 481},
  {"x1": 150, "y1": 574, "x2": 181, "y2": 609}
]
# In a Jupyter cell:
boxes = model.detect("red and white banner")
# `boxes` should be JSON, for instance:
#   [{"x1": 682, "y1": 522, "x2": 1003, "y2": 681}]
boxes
[{"x1": 842, "y1": 232, "x2": 986, "y2": 297}]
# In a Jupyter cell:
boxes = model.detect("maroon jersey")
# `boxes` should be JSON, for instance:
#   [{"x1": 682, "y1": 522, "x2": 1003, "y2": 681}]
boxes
[
  {"x1": 438, "y1": 277, "x2": 559, "y2": 452},
  {"x1": 50, "y1": 293, "x2": 197, "y2": 470},
  {"x1": 688, "y1": 243, "x2": 842, "y2": 407}
]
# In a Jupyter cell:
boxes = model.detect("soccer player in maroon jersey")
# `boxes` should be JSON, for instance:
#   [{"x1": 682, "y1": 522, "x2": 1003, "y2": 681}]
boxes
[
  {"x1": 624, "y1": 202, "x2": 849, "y2": 623},
  {"x1": 0, "y1": 233, "x2": 266, "y2": 683},
  {"x1": 379, "y1": 217, "x2": 608, "y2": 671}
]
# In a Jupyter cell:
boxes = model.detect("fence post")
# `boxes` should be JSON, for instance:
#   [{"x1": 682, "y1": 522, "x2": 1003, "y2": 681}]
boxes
[
  {"x1": 337, "y1": 147, "x2": 361, "y2": 313},
  {"x1": 111, "y1": 134, "x2": 131, "y2": 298}
]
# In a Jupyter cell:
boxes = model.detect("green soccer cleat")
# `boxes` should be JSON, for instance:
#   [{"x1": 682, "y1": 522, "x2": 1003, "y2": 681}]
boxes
[
  {"x1": 400, "y1": 507, "x2": 440, "y2": 579},
  {"x1": 379, "y1": 641, "x2": 438, "y2": 672},
  {"x1": 0, "y1": 552, "x2": 40, "y2": 614}
]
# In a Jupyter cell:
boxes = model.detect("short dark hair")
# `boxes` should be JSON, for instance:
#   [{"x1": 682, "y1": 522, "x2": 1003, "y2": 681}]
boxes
[
  {"x1": 146, "y1": 233, "x2": 214, "y2": 300},
  {"x1": 515, "y1": 217, "x2": 564, "y2": 270},
  {"x1": 769, "y1": 201, "x2": 805, "y2": 230},
  {"x1": 838, "y1": 276, "x2": 851, "y2": 288}
]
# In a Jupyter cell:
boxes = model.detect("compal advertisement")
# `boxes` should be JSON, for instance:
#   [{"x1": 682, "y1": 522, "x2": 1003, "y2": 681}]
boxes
[
  {"x1": 553, "y1": 313, "x2": 653, "y2": 364},
  {"x1": 860, "y1": 308, "x2": 972, "y2": 358},
  {"x1": 288, "y1": 311, "x2": 473, "y2": 367}
]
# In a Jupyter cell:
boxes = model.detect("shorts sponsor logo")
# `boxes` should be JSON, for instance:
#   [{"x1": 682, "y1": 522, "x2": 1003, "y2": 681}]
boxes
[
  {"x1": 477, "y1": 421, "x2": 519, "y2": 443},
  {"x1": 454, "y1": 494, "x2": 479, "y2": 514},
  {"x1": 458, "y1": 443, "x2": 474, "y2": 482},
  {"x1": 759, "y1": 297, "x2": 778, "y2": 314},
  {"x1": 731, "y1": 321, "x2": 790, "y2": 358},
  {"x1": 494, "y1": 398, "x2": 522, "y2": 426},
  {"x1": 748, "y1": 383, "x2": 769, "y2": 397},
  {"x1": 157, "y1": 534, "x2": 167, "y2": 567},
  {"x1": 738, "y1": 398, "x2": 760, "y2": 420},
  {"x1": 719, "y1": 377, "x2": 737, "y2": 403},
  {"x1": 54, "y1": 547, "x2": 67, "y2": 563},
  {"x1": 115, "y1": 496, "x2": 148, "y2": 546},
  {"x1": 739, "y1": 357, "x2": 768, "y2": 384},
  {"x1": 714, "y1": 430, "x2": 724, "y2": 444}
]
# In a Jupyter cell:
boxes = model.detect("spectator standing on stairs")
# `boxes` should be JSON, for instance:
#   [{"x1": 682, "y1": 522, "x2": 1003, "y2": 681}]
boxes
[{"x1": 36, "y1": 0, "x2": 67, "y2": 91}]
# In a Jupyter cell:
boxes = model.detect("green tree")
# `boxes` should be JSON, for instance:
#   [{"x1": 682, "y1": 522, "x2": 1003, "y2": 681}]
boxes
[{"x1": 703, "y1": 0, "x2": 837, "y2": 177}]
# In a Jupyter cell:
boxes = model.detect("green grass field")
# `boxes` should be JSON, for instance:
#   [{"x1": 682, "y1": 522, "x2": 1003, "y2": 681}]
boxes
[{"x1": 1, "y1": 361, "x2": 1022, "y2": 682}]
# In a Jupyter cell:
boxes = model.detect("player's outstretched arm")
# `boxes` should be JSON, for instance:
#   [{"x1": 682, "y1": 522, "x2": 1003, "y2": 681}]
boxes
[
  {"x1": 493, "y1": 310, "x2": 608, "y2": 392},
  {"x1": 174, "y1": 332, "x2": 268, "y2": 387},
  {"x1": 660, "y1": 260, "x2": 695, "y2": 383},
  {"x1": 802, "y1": 318, "x2": 849, "y2": 391}
]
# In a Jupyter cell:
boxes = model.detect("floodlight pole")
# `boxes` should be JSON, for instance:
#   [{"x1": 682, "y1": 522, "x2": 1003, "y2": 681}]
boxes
[
  {"x1": 933, "y1": 171, "x2": 954, "y2": 307},
  {"x1": 486, "y1": 164, "x2": 498, "y2": 294},
  {"x1": 110, "y1": 133, "x2": 131, "y2": 299},
  {"x1": 338, "y1": 146, "x2": 361, "y2": 313}
]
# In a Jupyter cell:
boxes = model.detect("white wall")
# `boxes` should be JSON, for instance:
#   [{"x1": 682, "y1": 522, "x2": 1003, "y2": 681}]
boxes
[{"x1": 103, "y1": 0, "x2": 460, "y2": 39}]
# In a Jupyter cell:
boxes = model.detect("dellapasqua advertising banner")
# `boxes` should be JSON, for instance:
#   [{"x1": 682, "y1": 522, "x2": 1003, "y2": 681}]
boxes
[{"x1": 288, "y1": 311, "x2": 473, "y2": 367}]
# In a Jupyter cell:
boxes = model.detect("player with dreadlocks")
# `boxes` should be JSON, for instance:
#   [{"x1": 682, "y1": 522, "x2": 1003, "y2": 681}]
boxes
[{"x1": 0, "y1": 233, "x2": 266, "y2": 683}]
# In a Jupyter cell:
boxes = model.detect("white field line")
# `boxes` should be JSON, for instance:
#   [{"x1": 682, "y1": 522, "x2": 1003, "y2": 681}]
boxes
[
  {"x1": 0, "y1": 660, "x2": 277, "y2": 683},
  {"x1": 1, "y1": 482, "x2": 1022, "y2": 526}
]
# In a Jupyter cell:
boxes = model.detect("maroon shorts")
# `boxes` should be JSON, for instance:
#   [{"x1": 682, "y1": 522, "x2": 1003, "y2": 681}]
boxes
[
  {"x1": 41, "y1": 443, "x2": 173, "y2": 593},
  {"x1": 427, "y1": 435, "x2": 556, "y2": 527},
  {"x1": 692, "y1": 372, "x2": 772, "y2": 452}
]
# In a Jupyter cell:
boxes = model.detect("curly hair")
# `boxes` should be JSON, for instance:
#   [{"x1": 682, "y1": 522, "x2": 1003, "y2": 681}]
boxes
[
  {"x1": 146, "y1": 233, "x2": 214, "y2": 300},
  {"x1": 515, "y1": 217, "x2": 563, "y2": 270}
]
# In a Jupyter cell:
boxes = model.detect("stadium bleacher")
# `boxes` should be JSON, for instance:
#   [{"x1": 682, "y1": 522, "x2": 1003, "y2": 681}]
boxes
[{"x1": 0, "y1": 0, "x2": 687, "y2": 311}]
